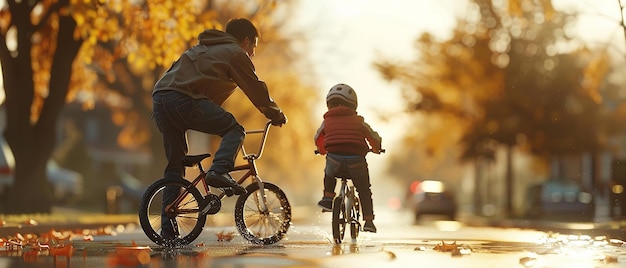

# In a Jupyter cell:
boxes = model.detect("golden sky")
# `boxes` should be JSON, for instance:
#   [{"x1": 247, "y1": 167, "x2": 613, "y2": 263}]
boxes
[{"x1": 291, "y1": 0, "x2": 624, "y2": 145}]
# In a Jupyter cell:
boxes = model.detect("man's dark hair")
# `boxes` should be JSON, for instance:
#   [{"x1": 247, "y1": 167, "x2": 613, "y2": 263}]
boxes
[{"x1": 225, "y1": 18, "x2": 259, "y2": 42}]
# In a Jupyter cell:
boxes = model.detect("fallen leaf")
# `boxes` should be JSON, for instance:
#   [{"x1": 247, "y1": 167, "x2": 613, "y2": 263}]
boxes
[
  {"x1": 434, "y1": 241, "x2": 458, "y2": 252},
  {"x1": 216, "y1": 231, "x2": 235, "y2": 242},
  {"x1": 50, "y1": 244, "x2": 74, "y2": 261},
  {"x1": 23, "y1": 219, "x2": 38, "y2": 226},
  {"x1": 108, "y1": 245, "x2": 152, "y2": 266}
]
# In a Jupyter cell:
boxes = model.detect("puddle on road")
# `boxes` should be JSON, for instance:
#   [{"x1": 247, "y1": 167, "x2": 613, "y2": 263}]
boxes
[{"x1": 2, "y1": 223, "x2": 626, "y2": 267}]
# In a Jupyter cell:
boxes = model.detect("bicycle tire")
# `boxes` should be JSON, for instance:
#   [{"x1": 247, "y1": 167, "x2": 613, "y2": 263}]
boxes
[
  {"x1": 138, "y1": 177, "x2": 206, "y2": 247},
  {"x1": 350, "y1": 192, "x2": 360, "y2": 240},
  {"x1": 332, "y1": 196, "x2": 346, "y2": 244},
  {"x1": 234, "y1": 182, "x2": 291, "y2": 245}
]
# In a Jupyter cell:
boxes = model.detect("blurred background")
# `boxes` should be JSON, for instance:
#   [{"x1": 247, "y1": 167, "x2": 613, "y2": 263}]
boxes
[{"x1": 0, "y1": 0, "x2": 625, "y2": 223}]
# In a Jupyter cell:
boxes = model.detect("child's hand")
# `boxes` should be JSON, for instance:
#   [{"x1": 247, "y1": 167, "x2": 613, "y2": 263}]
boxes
[{"x1": 371, "y1": 148, "x2": 385, "y2": 154}]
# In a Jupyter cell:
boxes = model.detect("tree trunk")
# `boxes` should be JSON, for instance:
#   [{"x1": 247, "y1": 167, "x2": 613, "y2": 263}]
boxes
[
  {"x1": 1, "y1": 14, "x2": 82, "y2": 214},
  {"x1": 5, "y1": 160, "x2": 51, "y2": 213},
  {"x1": 505, "y1": 145, "x2": 513, "y2": 216},
  {"x1": 474, "y1": 158, "x2": 483, "y2": 215}
]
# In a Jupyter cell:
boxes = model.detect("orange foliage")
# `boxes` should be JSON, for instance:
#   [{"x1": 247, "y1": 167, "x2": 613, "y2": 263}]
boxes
[
  {"x1": 24, "y1": 0, "x2": 220, "y2": 122},
  {"x1": 581, "y1": 49, "x2": 609, "y2": 104},
  {"x1": 107, "y1": 242, "x2": 152, "y2": 266},
  {"x1": 49, "y1": 243, "x2": 74, "y2": 260},
  {"x1": 433, "y1": 241, "x2": 458, "y2": 252},
  {"x1": 0, "y1": 223, "x2": 133, "y2": 263},
  {"x1": 215, "y1": 230, "x2": 236, "y2": 242}
]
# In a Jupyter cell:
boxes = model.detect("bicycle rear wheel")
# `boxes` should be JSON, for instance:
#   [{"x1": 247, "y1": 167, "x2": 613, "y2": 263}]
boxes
[
  {"x1": 350, "y1": 189, "x2": 361, "y2": 240},
  {"x1": 138, "y1": 177, "x2": 206, "y2": 247},
  {"x1": 332, "y1": 197, "x2": 346, "y2": 244},
  {"x1": 234, "y1": 182, "x2": 291, "y2": 245}
]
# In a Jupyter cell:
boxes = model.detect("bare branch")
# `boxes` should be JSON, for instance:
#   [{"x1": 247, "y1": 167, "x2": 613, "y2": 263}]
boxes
[
  {"x1": 32, "y1": 0, "x2": 65, "y2": 32},
  {"x1": 617, "y1": 0, "x2": 626, "y2": 47}
]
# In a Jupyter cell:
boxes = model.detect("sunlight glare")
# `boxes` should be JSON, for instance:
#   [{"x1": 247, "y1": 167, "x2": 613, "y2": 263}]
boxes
[
  {"x1": 6, "y1": 27, "x2": 16, "y2": 52},
  {"x1": 434, "y1": 220, "x2": 462, "y2": 231},
  {"x1": 328, "y1": 0, "x2": 365, "y2": 18}
]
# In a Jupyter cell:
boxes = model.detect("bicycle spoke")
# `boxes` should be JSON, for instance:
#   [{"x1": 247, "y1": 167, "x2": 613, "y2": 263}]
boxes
[
  {"x1": 244, "y1": 215, "x2": 271, "y2": 237},
  {"x1": 175, "y1": 214, "x2": 199, "y2": 220},
  {"x1": 235, "y1": 182, "x2": 291, "y2": 244},
  {"x1": 139, "y1": 177, "x2": 206, "y2": 246},
  {"x1": 243, "y1": 209, "x2": 282, "y2": 235}
]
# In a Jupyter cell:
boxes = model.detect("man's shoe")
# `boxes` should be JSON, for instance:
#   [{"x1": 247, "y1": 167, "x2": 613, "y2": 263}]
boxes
[
  {"x1": 363, "y1": 220, "x2": 377, "y2": 233},
  {"x1": 205, "y1": 171, "x2": 247, "y2": 195},
  {"x1": 317, "y1": 197, "x2": 333, "y2": 212}
]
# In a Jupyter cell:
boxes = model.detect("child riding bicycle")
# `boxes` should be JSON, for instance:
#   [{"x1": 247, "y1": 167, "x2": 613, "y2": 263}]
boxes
[{"x1": 314, "y1": 83, "x2": 383, "y2": 233}]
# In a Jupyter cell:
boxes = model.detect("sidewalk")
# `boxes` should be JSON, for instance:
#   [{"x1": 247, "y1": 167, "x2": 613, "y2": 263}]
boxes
[
  {"x1": 460, "y1": 212, "x2": 626, "y2": 241},
  {"x1": 0, "y1": 206, "x2": 317, "y2": 238},
  {"x1": 0, "y1": 207, "x2": 138, "y2": 238}
]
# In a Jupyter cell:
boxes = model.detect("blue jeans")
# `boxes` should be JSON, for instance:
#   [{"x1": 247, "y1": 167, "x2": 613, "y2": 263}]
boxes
[
  {"x1": 153, "y1": 90, "x2": 245, "y2": 233},
  {"x1": 323, "y1": 153, "x2": 375, "y2": 219},
  {"x1": 152, "y1": 90, "x2": 245, "y2": 178}
]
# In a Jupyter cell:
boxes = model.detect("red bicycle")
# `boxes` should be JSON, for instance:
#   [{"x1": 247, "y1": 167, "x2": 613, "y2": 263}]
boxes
[{"x1": 139, "y1": 121, "x2": 291, "y2": 246}]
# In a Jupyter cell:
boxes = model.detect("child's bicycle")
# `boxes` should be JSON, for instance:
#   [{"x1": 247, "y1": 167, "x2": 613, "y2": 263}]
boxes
[
  {"x1": 315, "y1": 149, "x2": 384, "y2": 244},
  {"x1": 139, "y1": 120, "x2": 291, "y2": 246},
  {"x1": 332, "y1": 176, "x2": 361, "y2": 244}
]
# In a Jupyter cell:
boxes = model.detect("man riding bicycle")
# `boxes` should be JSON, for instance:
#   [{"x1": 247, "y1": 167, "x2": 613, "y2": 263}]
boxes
[{"x1": 152, "y1": 18, "x2": 287, "y2": 239}]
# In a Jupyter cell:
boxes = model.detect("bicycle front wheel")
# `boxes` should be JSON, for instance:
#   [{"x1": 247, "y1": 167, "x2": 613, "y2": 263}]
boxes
[
  {"x1": 332, "y1": 197, "x2": 346, "y2": 244},
  {"x1": 138, "y1": 177, "x2": 206, "y2": 247},
  {"x1": 234, "y1": 182, "x2": 291, "y2": 245}
]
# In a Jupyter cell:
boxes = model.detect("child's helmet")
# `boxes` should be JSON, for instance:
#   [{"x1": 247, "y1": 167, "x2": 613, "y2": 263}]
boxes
[{"x1": 326, "y1": 83, "x2": 358, "y2": 108}]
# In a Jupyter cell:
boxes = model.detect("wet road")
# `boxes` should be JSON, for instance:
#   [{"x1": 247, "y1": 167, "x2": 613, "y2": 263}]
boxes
[{"x1": 2, "y1": 208, "x2": 626, "y2": 267}]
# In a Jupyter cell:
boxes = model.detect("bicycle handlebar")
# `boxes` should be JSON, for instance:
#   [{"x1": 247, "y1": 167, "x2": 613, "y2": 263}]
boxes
[
  {"x1": 245, "y1": 120, "x2": 272, "y2": 135},
  {"x1": 241, "y1": 120, "x2": 273, "y2": 159}
]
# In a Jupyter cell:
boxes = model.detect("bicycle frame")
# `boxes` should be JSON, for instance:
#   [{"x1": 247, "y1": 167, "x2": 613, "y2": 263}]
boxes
[
  {"x1": 338, "y1": 178, "x2": 359, "y2": 224},
  {"x1": 140, "y1": 120, "x2": 291, "y2": 246},
  {"x1": 165, "y1": 121, "x2": 273, "y2": 216}
]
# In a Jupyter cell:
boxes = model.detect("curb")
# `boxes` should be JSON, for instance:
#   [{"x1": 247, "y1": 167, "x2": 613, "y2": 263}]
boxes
[{"x1": 462, "y1": 215, "x2": 626, "y2": 240}]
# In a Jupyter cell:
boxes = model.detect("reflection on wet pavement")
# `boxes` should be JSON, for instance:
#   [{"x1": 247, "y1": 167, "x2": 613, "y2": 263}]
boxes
[{"x1": 2, "y1": 223, "x2": 626, "y2": 267}]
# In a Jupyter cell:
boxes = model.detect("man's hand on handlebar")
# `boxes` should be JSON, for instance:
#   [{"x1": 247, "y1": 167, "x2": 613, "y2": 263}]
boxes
[{"x1": 271, "y1": 112, "x2": 287, "y2": 127}]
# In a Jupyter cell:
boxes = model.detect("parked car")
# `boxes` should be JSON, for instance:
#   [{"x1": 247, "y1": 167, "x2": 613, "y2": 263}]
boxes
[
  {"x1": 525, "y1": 178, "x2": 594, "y2": 221},
  {"x1": 105, "y1": 170, "x2": 146, "y2": 214},
  {"x1": 0, "y1": 137, "x2": 83, "y2": 203},
  {"x1": 408, "y1": 180, "x2": 457, "y2": 221}
]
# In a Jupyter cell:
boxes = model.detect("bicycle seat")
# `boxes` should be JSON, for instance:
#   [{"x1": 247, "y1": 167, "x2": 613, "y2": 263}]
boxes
[
  {"x1": 335, "y1": 170, "x2": 351, "y2": 180},
  {"x1": 181, "y1": 154, "x2": 212, "y2": 167}
]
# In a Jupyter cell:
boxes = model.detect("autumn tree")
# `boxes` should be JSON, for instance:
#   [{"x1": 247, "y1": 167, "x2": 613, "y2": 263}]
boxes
[
  {"x1": 375, "y1": 0, "x2": 616, "y2": 215},
  {"x1": 0, "y1": 0, "x2": 86, "y2": 213},
  {"x1": 0, "y1": 0, "x2": 289, "y2": 213},
  {"x1": 71, "y1": 0, "x2": 321, "y2": 207}
]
